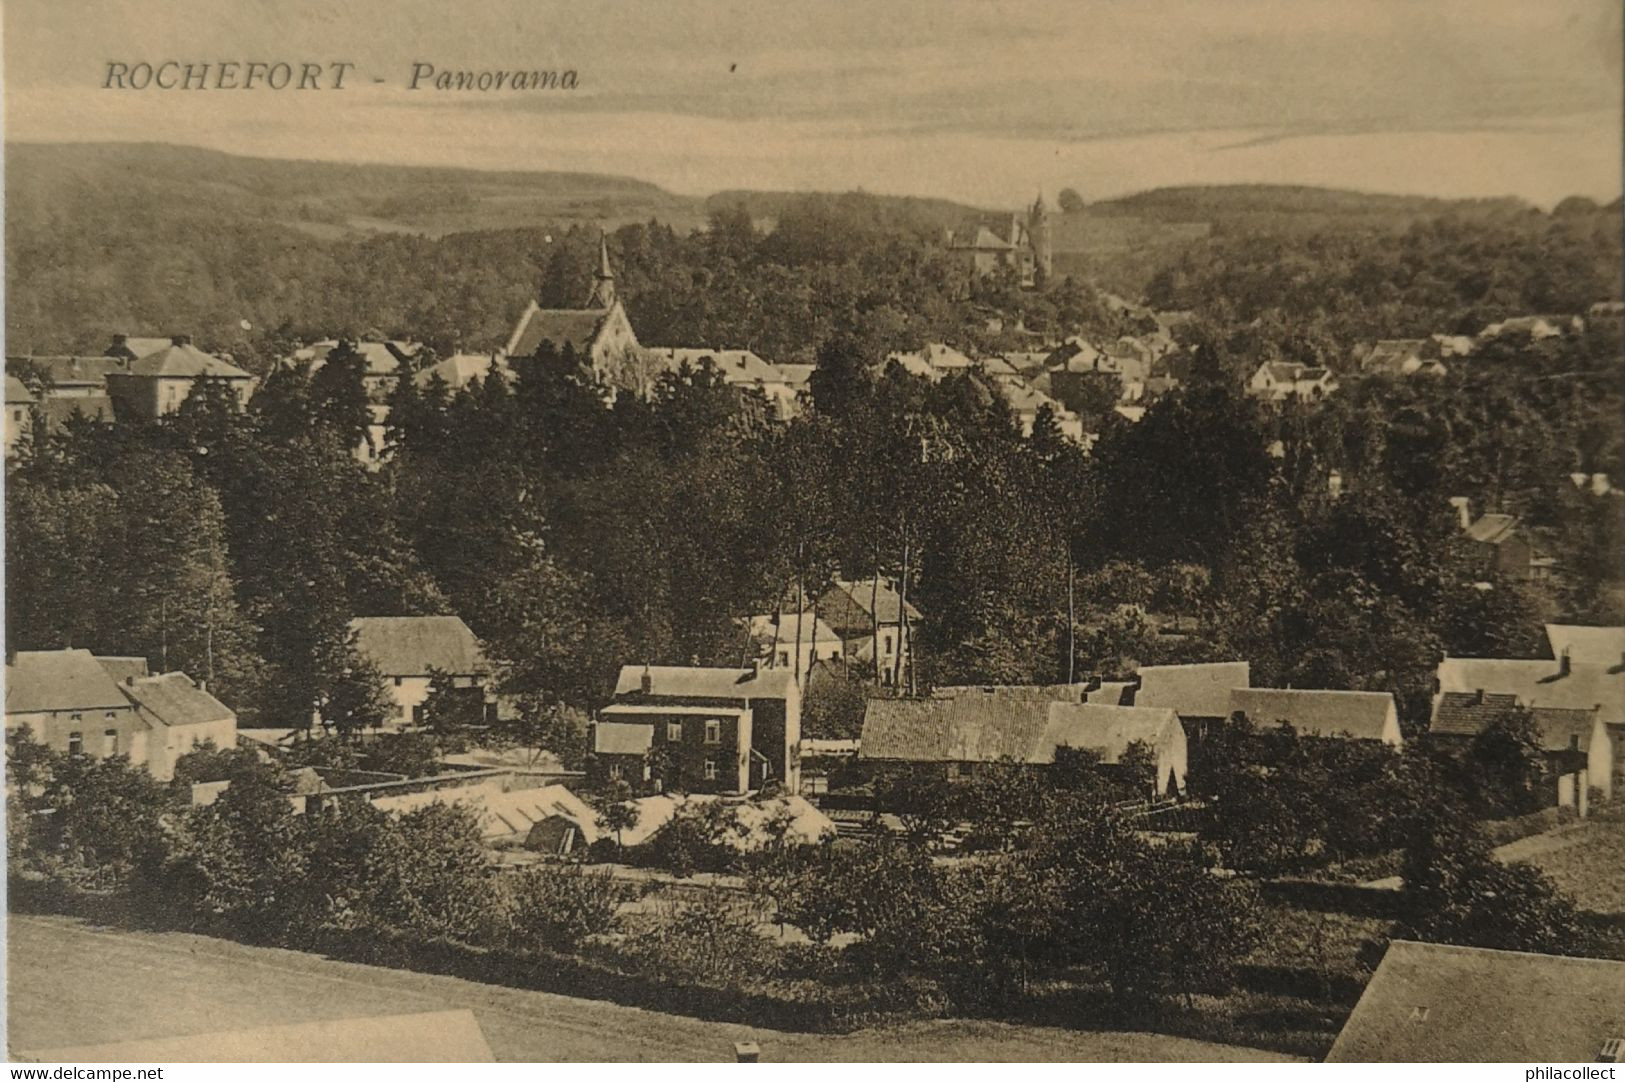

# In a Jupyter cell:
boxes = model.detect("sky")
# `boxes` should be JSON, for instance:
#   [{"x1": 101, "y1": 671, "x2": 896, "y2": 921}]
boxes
[{"x1": 4, "y1": 0, "x2": 1621, "y2": 208}]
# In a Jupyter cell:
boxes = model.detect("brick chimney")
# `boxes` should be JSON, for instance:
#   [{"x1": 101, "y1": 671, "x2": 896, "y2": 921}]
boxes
[
  {"x1": 640, "y1": 664, "x2": 653, "y2": 695},
  {"x1": 170, "y1": 334, "x2": 192, "y2": 347},
  {"x1": 1559, "y1": 648, "x2": 1572, "y2": 677}
]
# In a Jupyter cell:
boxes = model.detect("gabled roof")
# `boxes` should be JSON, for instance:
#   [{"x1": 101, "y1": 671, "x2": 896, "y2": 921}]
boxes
[
  {"x1": 21, "y1": 355, "x2": 126, "y2": 388},
  {"x1": 950, "y1": 226, "x2": 1016, "y2": 251},
  {"x1": 6, "y1": 375, "x2": 36, "y2": 404},
  {"x1": 1531, "y1": 706, "x2": 1602, "y2": 752},
  {"x1": 611, "y1": 664, "x2": 796, "y2": 702},
  {"x1": 1360, "y1": 339, "x2": 1429, "y2": 374},
  {"x1": 505, "y1": 300, "x2": 613, "y2": 359},
  {"x1": 121, "y1": 672, "x2": 234, "y2": 729},
  {"x1": 1325, "y1": 940, "x2": 1625, "y2": 1063},
  {"x1": 825, "y1": 577, "x2": 922, "y2": 625},
  {"x1": 860, "y1": 697, "x2": 1180, "y2": 764},
  {"x1": 1465, "y1": 513, "x2": 1521, "y2": 545},
  {"x1": 302, "y1": 340, "x2": 415, "y2": 378},
  {"x1": 652, "y1": 348, "x2": 781, "y2": 384},
  {"x1": 5, "y1": 650, "x2": 133, "y2": 715},
  {"x1": 593, "y1": 721, "x2": 654, "y2": 756},
  {"x1": 747, "y1": 612, "x2": 841, "y2": 648},
  {"x1": 1430, "y1": 691, "x2": 1521, "y2": 737},
  {"x1": 1135, "y1": 661, "x2": 1251, "y2": 717},
  {"x1": 413, "y1": 353, "x2": 509, "y2": 393},
  {"x1": 1436, "y1": 657, "x2": 1625, "y2": 720},
  {"x1": 94, "y1": 656, "x2": 150, "y2": 685},
  {"x1": 348, "y1": 616, "x2": 488, "y2": 677},
  {"x1": 1545, "y1": 624, "x2": 1625, "y2": 666},
  {"x1": 1230, "y1": 688, "x2": 1398, "y2": 742},
  {"x1": 122, "y1": 342, "x2": 251, "y2": 380}
]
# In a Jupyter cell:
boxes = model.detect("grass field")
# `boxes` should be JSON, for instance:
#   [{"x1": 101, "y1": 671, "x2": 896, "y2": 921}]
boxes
[
  {"x1": 6, "y1": 915, "x2": 1298, "y2": 1063},
  {"x1": 1498, "y1": 806, "x2": 1625, "y2": 915}
]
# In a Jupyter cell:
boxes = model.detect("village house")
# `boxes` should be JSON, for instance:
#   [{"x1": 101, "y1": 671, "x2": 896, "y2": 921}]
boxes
[
  {"x1": 1435, "y1": 651, "x2": 1624, "y2": 801},
  {"x1": 348, "y1": 615, "x2": 493, "y2": 730},
  {"x1": 1358, "y1": 338, "x2": 1449, "y2": 378},
  {"x1": 1477, "y1": 315, "x2": 1577, "y2": 342},
  {"x1": 745, "y1": 611, "x2": 844, "y2": 677},
  {"x1": 4, "y1": 650, "x2": 238, "y2": 781},
  {"x1": 1326, "y1": 941, "x2": 1625, "y2": 1063},
  {"x1": 295, "y1": 338, "x2": 422, "y2": 464},
  {"x1": 885, "y1": 342, "x2": 977, "y2": 382},
  {"x1": 590, "y1": 664, "x2": 801, "y2": 796},
  {"x1": 944, "y1": 194, "x2": 1051, "y2": 288},
  {"x1": 7, "y1": 354, "x2": 123, "y2": 432},
  {"x1": 859, "y1": 693, "x2": 1188, "y2": 796},
  {"x1": 1133, "y1": 661, "x2": 1252, "y2": 748},
  {"x1": 646, "y1": 347, "x2": 802, "y2": 418},
  {"x1": 5, "y1": 375, "x2": 35, "y2": 455},
  {"x1": 503, "y1": 234, "x2": 653, "y2": 398},
  {"x1": 1246, "y1": 361, "x2": 1339, "y2": 402},
  {"x1": 103, "y1": 336, "x2": 256, "y2": 420},
  {"x1": 1447, "y1": 498, "x2": 1552, "y2": 582},
  {"x1": 816, "y1": 577, "x2": 922, "y2": 686},
  {"x1": 1229, "y1": 687, "x2": 1404, "y2": 746},
  {"x1": 1429, "y1": 690, "x2": 1609, "y2": 814}
]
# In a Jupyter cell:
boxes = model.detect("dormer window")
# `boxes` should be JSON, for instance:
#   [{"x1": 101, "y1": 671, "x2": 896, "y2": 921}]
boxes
[{"x1": 1598, "y1": 1038, "x2": 1624, "y2": 1063}]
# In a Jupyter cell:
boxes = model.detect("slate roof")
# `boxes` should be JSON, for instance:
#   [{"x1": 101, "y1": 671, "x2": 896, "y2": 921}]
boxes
[
  {"x1": 5, "y1": 650, "x2": 132, "y2": 715},
  {"x1": 505, "y1": 300, "x2": 612, "y2": 359},
  {"x1": 94, "y1": 656, "x2": 150, "y2": 685},
  {"x1": 1430, "y1": 691, "x2": 1521, "y2": 737},
  {"x1": 1135, "y1": 661, "x2": 1252, "y2": 717},
  {"x1": 1532, "y1": 706, "x2": 1602, "y2": 752},
  {"x1": 348, "y1": 616, "x2": 489, "y2": 677},
  {"x1": 1545, "y1": 624, "x2": 1625, "y2": 666},
  {"x1": 652, "y1": 348, "x2": 781, "y2": 384},
  {"x1": 594, "y1": 721, "x2": 654, "y2": 756},
  {"x1": 1436, "y1": 657, "x2": 1625, "y2": 721},
  {"x1": 6, "y1": 375, "x2": 36, "y2": 404},
  {"x1": 611, "y1": 664, "x2": 797, "y2": 702},
  {"x1": 24, "y1": 355, "x2": 126, "y2": 388},
  {"x1": 1229, "y1": 688, "x2": 1398, "y2": 742},
  {"x1": 860, "y1": 697, "x2": 1179, "y2": 764},
  {"x1": 123, "y1": 342, "x2": 251, "y2": 379},
  {"x1": 1325, "y1": 940, "x2": 1625, "y2": 1063},
  {"x1": 121, "y1": 672, "x2": 235, "y2": 729}
]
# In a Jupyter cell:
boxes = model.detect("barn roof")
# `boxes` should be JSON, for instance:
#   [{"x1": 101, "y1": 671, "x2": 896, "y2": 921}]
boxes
[
  {"x1": 1135, "y1": 661, "x2": 1251, "y2": 717},
  {"x1": 1325, "y1": 941, "x2": 1625, "y2": 1063},
  {"x1": 348, "y1": 616, "x2": 488, "y2": 677},
  {"x1": 1230, "y1": 688, "x2": 1397, "y2": 741},
  {"x1": 860, "y1": 697, "x2": 1178, "y2": 764}
]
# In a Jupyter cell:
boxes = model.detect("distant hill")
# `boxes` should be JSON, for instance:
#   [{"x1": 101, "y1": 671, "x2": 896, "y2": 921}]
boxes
[
  {"x1": 704, "y1": 189, "x2": 997, "y2": 234},
  {"x1": 5, "y1": 142, "x2": 709, "y2": 239}
]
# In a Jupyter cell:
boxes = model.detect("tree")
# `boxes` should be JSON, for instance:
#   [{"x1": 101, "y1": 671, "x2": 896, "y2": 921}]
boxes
[
  {"x1": 596, "y1": 783, "x2": 641, "y2": 851},
  {"x1": 417, "y1": 667, "x2": 484, "y2": 750},
  {"x1": 1057, "y1": 188, "x2": 1086, "y2": 214},
  {"x1": 507, "y1": 864, "x2": 634, "y2": 951},
  {"x1": 1463, "y1": 706, "x2": 1548, "y2": 818}
]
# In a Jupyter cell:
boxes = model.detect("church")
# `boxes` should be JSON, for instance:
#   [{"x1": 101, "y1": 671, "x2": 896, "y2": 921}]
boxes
[
  {"x1": 945, "y1": 193, "x2": 1053, "y2": 289},
  {"x1": 503, "y1": 233, "x2": 659, "y2": 397}
]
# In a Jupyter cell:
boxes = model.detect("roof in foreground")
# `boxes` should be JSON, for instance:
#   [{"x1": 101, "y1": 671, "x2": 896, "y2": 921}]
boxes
[
  {"x1": 20, "y1": 1009, "x2": 495, "y2": 1063},
  {"x1": 5, "y1": 649, "x2": 132, "y2": 714},
  {"x1": 1136, "y1": 661, "x2": 1252, "y2": 717},
  {"x1": 1325, "y1": 940, "x2": 1625, "y2": 1063},
  {"x1": 611, "y1": 664, "x2": 796, "y2": 701},
  {"x1": 1230, "y1": 687, "x2": 1397, "y2": 741},
  {"x1": 348, "y1": 615, "x2": 488, "y2": 676}
]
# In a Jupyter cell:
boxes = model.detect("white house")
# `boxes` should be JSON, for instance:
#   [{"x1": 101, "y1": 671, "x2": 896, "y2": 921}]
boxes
[
  {"x1": 348, "y1": 615, "x2": 491, "y2": 729},
  {"x1": 746, "y1": 611, "x2": 844, "y2": 676}
]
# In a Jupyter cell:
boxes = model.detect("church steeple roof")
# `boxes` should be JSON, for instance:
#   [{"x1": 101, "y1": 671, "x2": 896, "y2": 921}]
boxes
[{"x1": 587, "y1": 231, "x2": 616, "y2": 308}]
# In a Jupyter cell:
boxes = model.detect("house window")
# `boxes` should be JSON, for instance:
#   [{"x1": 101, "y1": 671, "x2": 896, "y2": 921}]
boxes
[
  {"x1": 67, "y1": 732, "x2": 83, "y2": 756},
  {"x1": 667, "y1": 721, "x2": 683, "y2": 743},
  {"x1": 703, "y1": 758, "x2": 718, "y2": 781},
  {"x1": 704, "y1": 720, "x2": 721, "y2": 744},
  {"x1": 883, "y1": 633, "x2": 893, "y2": 653},
  {"x1": 70, "y1": 712, "x2": 83, "y2": 724},
  {"x1": 777, "y1": 650, "x2": 789, "y2": 667},
  {"x1": 103, "y1": 729, "x2": 119, "y2": 755},
  {"x1": 394, "y1": 676, "x2": 403, "y2": 687}
]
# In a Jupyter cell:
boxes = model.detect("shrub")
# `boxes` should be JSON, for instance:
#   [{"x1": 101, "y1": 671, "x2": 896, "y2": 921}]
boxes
[{"x1": 508, "y1": 864, "x2": 635, "y2": 951}]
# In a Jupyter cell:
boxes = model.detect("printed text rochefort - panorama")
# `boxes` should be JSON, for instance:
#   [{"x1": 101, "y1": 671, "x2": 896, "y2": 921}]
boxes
[{"x1": 103, "y1": 61, "x2": 578, "y2": 91}]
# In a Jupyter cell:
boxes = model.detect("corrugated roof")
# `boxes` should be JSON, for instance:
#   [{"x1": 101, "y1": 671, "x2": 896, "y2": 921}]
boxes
[
  {"x1": 1325, "y1": 940, "x2": 1625, "y2": 1062},
  {"x1": 611, "y1": 664, "x2": 796, "y2": 701},
  {"x1": 505, "y1": 300, "x2": 611, "y2": 359},
  {"x1": 1437, "y1": 657, "x2": 1624, "y2": 721},
  {"x1": 1136, "y1": 661, "x2": 1251, "y2": 717},
  {"x1": 1230, "y1": 688, "x2": 1398, "y2": 742},
  {"x1": 1545, "y1": 624, "x2": 1625, "y2": 666},
  {"x1": 349, "y1": 616, "x2": 488, "y2": 677},
  {"x1": 860, "y1": 697, "x2": 1178, "y2": 764},
  {"x1": 5, "y1": 649, "x2": 132, "y2": 715},
  {"x1": 121, "y1": 672, "x2": 234, "y2": 729},
  {"x1": 594, "y1": 721, "x2": 654, "y2": 756}
]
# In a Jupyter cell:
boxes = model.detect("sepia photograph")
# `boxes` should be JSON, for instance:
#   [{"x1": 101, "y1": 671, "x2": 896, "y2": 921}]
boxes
[{"x1": 2, "y1": 0, "x2": 1623, "y2": 1068}]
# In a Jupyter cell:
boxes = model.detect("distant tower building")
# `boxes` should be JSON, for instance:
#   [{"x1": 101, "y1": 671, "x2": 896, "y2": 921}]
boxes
[
  {"x1": 586, "y1": 231, "x2": 616, "y2": 309},
  {"x1": 1028, "y1": 192, "x2": 1053, "y2": 285}
]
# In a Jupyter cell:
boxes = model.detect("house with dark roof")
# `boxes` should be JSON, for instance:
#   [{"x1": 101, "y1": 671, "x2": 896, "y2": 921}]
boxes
[
  {"x1": 816, "y1": 577, "x2": 923, "y2": 686},
  {"x1": 4, "y1": 651, "x2": 237, "y2": 780},
  {"x1": 592, "y1": 664, "x2": 802, "y2": 795},
  {"x1": 1452, "y1": 501, "x2": 1550, "y2": 581},
  {"x1": 1435, "y1": 652, "x2": 1623, "y2": 801},
  {"x1": 504, "y1": 234, "x2": 653, "y2": 398},
  {"x1": 103, "y1": 336, "x2": 256, "y2": 420},
  {"x1": 7, "y1": 355, "x2": 122, "y2": 433},
  {"x1": 860, "y1": 694, "x2": 1187, "y2": 795},
  {"x1": 1229, "y1": 688, "x2": 1403, "y2": 746},
  {"x1": 348, "y1": 616, "x2": 492, "y2": 730},
  {"x1": 1429, "y1": 689, "x2": 1609, "y2": 813},
  {"x1": 1325, "y1": 940, "x2": 1625, "y2": 1062}
]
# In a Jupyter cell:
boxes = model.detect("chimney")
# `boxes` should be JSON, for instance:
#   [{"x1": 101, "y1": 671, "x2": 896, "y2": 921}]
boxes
[
  {"x1": 171, "y1": 334, "x2": 192, "y2": 347},
  {"x1": 126, "y1": 675, "x2": 137, "y2": 686},
  {"x1": 1447, "y1": 496, "x2": 1472, "y2": 530},
  {"x1": 1474, "y1": 688, "x2": 1485, "y2": 705},
  {"x1": 1559, "y1": 648, "x2": 1571, "y2": 677},
  {"x1": 640, "y1": 664, "x2": 653, "y2": 695}
]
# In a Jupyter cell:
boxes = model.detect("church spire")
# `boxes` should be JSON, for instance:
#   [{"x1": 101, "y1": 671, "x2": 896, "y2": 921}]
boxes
[{"x1": 587, "y1": 231, "x2": 616, "y2": 308}]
